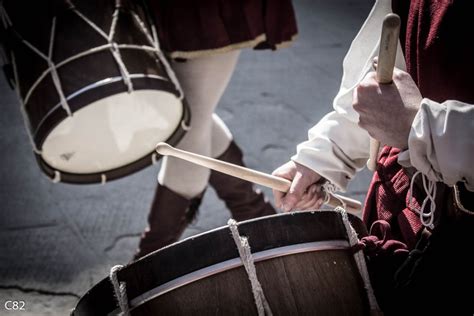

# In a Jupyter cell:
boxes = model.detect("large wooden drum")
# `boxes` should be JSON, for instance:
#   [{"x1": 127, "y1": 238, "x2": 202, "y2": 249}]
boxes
[{"x1": 73, "y1": 211, "x2": 370, "y2": 315}]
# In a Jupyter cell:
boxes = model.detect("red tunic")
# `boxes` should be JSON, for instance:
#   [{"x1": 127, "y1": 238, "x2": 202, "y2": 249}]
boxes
[
  {"x1": 362, "y1": 1, "x2": 474, "y2": 313},
  {"x1": 364, "y1": 0, "x2": 474, "y2": 252},
  {"x1": 147, "y1": 0, "x2": 298, "y2": 59}
]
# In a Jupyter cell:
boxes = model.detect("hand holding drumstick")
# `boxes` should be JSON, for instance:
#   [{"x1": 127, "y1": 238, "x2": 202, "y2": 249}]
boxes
[
  {"x1": 155, "y1": 143, "x2": 362, "y2": 213},
  {"x1": 272, "y1": 161, "x2": 325, "y2": 212},
  {"x1": 272, "y1": 14, "x2": 421, "y2": 213},
  {"x1": 354, "y1": 14, "x2": 422, "y2": 157}
]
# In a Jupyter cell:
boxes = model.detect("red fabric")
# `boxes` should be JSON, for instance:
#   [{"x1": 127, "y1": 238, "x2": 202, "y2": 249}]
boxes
[
  {"x1": 357, "y1": 220, "x2": 408, "y2": 256},
  {"x1": 148, "y1": 0, "x2": 298, "y2": 54},
  {"x1": 363, "y1": 147, "x2": 425, "y2": 249},
  {"x1": 401, "y1": 0, "x2": 474, "y2": 104},
  {"x1": 363, "y1": 0, "x2": 474, "y2": 251}
]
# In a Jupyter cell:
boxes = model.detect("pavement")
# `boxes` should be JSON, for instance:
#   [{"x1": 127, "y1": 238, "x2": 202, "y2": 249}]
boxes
[{"x1": 0, "y1": 0, "x2": 374, "y2": 315}]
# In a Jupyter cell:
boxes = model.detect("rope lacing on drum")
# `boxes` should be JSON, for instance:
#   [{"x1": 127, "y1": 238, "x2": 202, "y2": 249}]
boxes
[
  {"x1": 335, "y1": 207, "x2": 381, "y2": 314},
  {"x1": 129, "y1": 9, "x2": 184, "y2": 100},
  {"x1": 10, "y1": 16, "x2": 73, "y2": 117},
  {"x1": 0, "y1": 1, "x2": 12, "y2": 28},
  {"x1": 151, "y1": 153, "x2": 158, "y2": 165},
  {"x1": 48, "y1": 17, "x2": 71, "y2": 116},
  {"x1": 228, "y1": 219, "x2": 273, "y2": 316},
  {"x1": 52, "y1": 170, "x2": 61, "y2": 183},
  {"x1": 1, "y1": 3, "x2": 69, "y2": 154},
  {"x1": 181, "y1": 120, "x2": 191, "y2": 131},
  {"x1": 3, "y1": 1, "x2": 182, "y2": 153},
  {"x1": 408, "y1": 170, "x2": 437, "y2": 229},
  {"x1": 110, "y1": 265, "x2": 131, "y2": 316},
  {"x1": 11, "y1": 52, "x2": 41, "y2": 154},
  {"x1": 72, "y1": 0, "x2": 133, "y2": 93},
  {"x1": 101, "y1": 174, "x2": 107, "y2": 185}
]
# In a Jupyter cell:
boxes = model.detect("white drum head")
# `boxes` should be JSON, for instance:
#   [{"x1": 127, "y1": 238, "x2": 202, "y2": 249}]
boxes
[{"x1": 41, "y1": 90, "x2": 183, "y2": 174}]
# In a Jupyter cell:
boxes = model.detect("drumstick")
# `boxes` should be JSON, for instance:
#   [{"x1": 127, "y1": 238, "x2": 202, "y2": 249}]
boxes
[
  {"x1": 366, "y1": 13, "x2": 401, "y2": 171},
  {"x1": 156, "y1": 143, "x2": 362, "y2": 213}
]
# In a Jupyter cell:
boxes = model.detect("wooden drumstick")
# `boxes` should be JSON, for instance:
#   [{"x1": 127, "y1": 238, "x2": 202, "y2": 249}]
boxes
[
  {"x1": 366, "y1": 13, "x2": 401, "y2": 171},
  {"x1": 156, "y1": 143, "x2": 362, "y2": 213}
]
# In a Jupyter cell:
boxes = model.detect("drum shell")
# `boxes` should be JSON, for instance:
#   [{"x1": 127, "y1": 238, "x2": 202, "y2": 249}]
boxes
[
  {"x1": 2, "y1": 0, "x2": 190, "y2": 183},
  {"x1": 73, "y1": 211, "x2": 370, "y2": 315}
]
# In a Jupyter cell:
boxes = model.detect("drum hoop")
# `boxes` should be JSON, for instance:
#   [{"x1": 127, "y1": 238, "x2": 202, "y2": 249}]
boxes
[
  {"x1": 110, "y1": 240, "x2": 350, "y2": 315},
  {"x1": 32, "y1": 73, "x2": 168, "y2": 138}
]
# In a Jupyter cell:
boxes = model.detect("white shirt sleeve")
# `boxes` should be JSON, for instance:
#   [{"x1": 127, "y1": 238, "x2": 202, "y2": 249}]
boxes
[
  {"x1": 291, "y1": 0, "x2": 406, "y2": 191},
  {"x1": 398, "y1": 99, "x2": 474, "y2": 191}
]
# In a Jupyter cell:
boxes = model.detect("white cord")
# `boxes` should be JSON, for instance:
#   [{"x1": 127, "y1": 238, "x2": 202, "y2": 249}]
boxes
[
  {"x1": 130, "y1": 11, "x2": 183, "y2": 99},
  {"x1": 453, "y1": 184, "x2": 473, "y2": 215},
  {"x1": 72, "y1": 2, "x2": 133, "y2": 93},
  {"x1": 0, "y1": 1, "x2": 12, "y2": 28},
  {"x1": 408, "y1": 171, "x2": 437, "y2": 229},
  {"x1": 335, "y1": 207, "x2": 381, "y2": 313},
  {"x1": 322, "y1": 181, "x2": 347, "y2": 209},
  {"x1": 101, "y1": 174, "x2": 107, "y2": 185},
  {"x1": 181, "y1": 120, "x2": 191, "y2": 131},
  {"x1": 151, "y1": 153, "x2": 158, "y2": 165},
  {"x1": 23, "y1": 44, "x2": 160, "y2": 107},
  {"x1": 52, "y1": 170, "x2": 61, "y2": 183},
  {"x1": 10, "y1": 52, "x2": 42, "y2": 154},
  {"x1": 4, "y1": 0, "x2": 181, "y2": 147},
  {"x1": 48, "y1": 17, "x2": 72, "y2": 116},
  {"x1": 228, "y1": 219, "x2": 273, "y2": 316},
  {"x1": 110, "y1": 265, "x2": 131, "y2": 316},
  {"x1": 4, "y1": 1, "x2": 178, "y2": 155}
]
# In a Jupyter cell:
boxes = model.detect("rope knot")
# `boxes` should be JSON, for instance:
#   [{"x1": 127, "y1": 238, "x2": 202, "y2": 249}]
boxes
[{"x1": 359, "y1": 220, "x2": 409, "y2": 257}]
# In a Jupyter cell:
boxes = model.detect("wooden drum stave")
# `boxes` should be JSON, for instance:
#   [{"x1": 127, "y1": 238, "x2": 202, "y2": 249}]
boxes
[{"x1": 73, "y1": 211, "x2": 372, "y2": 316}]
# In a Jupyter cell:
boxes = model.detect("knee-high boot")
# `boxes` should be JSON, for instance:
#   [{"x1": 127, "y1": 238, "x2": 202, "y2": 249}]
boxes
[
  {"x1": 210, "y1": 141, "x2": 277, "y2": 221},
  {"x1": 134, "y1": 185, "x2": 203, "y2": 259}
]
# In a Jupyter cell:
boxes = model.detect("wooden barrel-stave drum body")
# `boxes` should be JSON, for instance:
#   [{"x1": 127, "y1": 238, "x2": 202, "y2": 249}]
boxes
[{"x1": 73, "y1": 211, "x2": 370, "y2": 315}]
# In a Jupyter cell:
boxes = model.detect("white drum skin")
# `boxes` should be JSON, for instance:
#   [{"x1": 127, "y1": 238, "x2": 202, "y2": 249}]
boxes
[{"x1": 41, "y1": 90, "x2": 183, "y2": 174}]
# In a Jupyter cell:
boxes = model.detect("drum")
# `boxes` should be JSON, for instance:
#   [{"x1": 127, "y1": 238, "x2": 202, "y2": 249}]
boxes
[
  {"x1": 0, "y1": 0, "x2": 190, "y2": 184},
  {"x1": 73, "y1": 211, "x2": 373, "y2": 315}
]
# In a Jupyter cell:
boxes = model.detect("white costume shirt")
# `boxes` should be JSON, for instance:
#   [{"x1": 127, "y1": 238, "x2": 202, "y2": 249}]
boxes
[{"x1": 291, "y1": 0, "x2": 474, "y2": 192}]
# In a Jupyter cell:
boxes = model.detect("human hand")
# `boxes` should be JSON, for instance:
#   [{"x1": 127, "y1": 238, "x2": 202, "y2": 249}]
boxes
[
  {"x1": 353, "y1": 67, "x2": 422, "y2": 149},
  {"x1": 271, "y1": 161, "x2": 324, "y2": 212}
]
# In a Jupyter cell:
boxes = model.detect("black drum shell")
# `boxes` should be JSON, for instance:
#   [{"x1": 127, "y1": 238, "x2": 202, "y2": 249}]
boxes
[{"x1": 1, "y1": 0, "x2": 189, "y2": 183}]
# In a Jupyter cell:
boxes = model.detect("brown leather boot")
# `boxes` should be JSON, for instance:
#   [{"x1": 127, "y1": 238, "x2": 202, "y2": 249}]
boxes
[
  {"x1": 134, "y1": 185, "x2": 204, "y2": 259},
  {"x1": 209, "y1": 141, "x2": 276, "y2": 221}
]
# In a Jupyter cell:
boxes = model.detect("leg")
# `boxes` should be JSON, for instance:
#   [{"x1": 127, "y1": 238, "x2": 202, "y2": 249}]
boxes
[
  {"x1": 135, "y1": 51, "x2": 240, "y2": 259},
  {"x1": 158, "y1": 51, "x2": 240, "y2": 198},
  {"x1": 210, "y1": 115, "x2": 277, "y2": 221}
]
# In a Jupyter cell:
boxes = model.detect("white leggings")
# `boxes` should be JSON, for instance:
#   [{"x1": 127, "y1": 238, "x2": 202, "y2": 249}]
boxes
[{"x1": 158, "y1": 51, "x2": 240, "y2": 198}]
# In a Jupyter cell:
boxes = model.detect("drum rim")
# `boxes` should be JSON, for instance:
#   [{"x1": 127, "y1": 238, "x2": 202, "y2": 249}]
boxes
[
  {"x1": 33, "y1": 75, "x2": 183, "y2": 148},
  {"x1": 72, "y1": 211, "x2": 368, "y2": 315},
  {"x1": 34, "y1": 77, "x2": 191, "y2": 184},
  {"x1": 32, "y1": 74, "x2": 170, "y2": 139}
]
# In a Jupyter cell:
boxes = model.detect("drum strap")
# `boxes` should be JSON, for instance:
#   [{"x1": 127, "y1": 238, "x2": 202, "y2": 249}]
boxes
[{"x1": 228, "y1": 219, "x2": 273, "y2": 316}]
